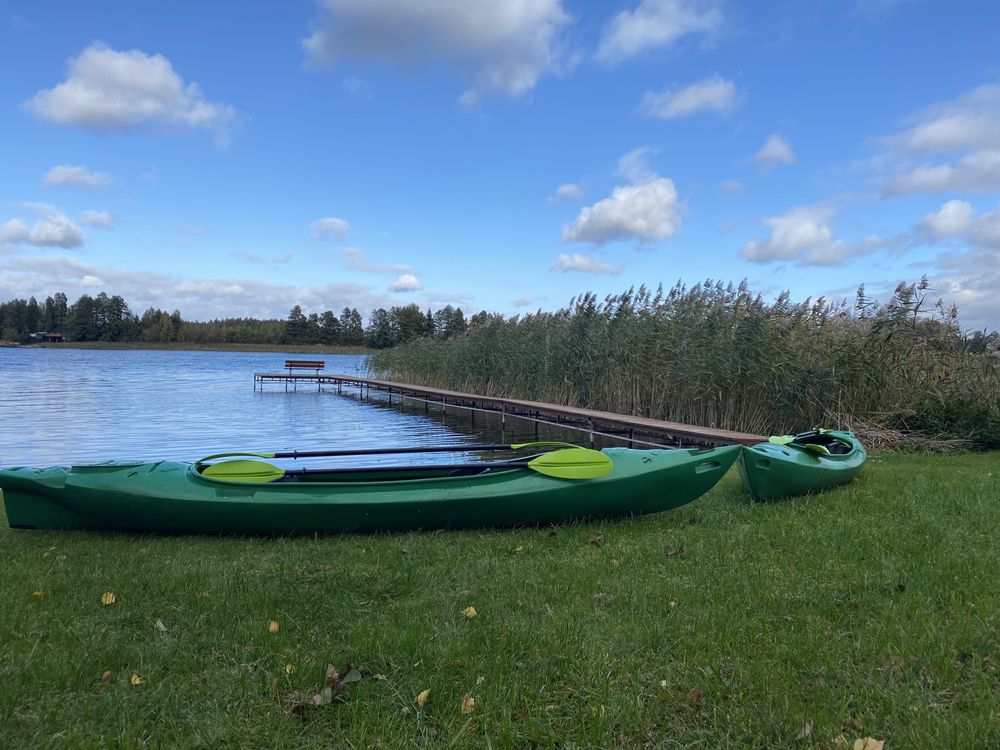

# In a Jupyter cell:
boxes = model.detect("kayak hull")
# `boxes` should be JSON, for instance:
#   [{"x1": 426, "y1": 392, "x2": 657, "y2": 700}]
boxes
[
  {"x1": 738, "y1": 430, "x2": 866, "y2": 501},
  {"x1": 0, "y1": 445, "x2": 740, "y2": 534}
]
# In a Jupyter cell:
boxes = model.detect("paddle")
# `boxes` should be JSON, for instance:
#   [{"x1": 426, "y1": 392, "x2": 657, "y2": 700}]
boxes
[
  {"x1": 197, "y1": 441, "x2": 583, "y2": 463},
  {"x1": 200, "y1": 447, "x2": 613, "y2": 484}
]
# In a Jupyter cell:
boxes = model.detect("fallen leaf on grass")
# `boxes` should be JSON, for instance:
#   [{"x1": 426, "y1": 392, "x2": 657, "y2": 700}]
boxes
[
  {"x1": 154, "y1": 619, "x2": 166, "y2": 633},
  {"x1": 267, "y1": 619, "x2": 280, "y2": 633},
  {"x1": 285, "y1": 664, "x2": 294, "y2": 675},
  {"x1": 833, "y1": 736, "x2": 849, "y2": 750},
  {"x1": 853, "y1": 740, "x2": 884, "y2": 750},
  {"x1": 31, "y1": 591, "x2": 45, "y2": 600},
  {"x1": 461, "y1": 694, "x2": 476, "y2": 714},
  {"x1": 130, "y1": 674, "x2": 143, "y2": 686},
  {"x1": 476, "y1": 676, "x2": 485, "y2": 686},
  {"x1": 100, "y1": 670, "x2": 112, "y2": 683},
  {"x1": 417, "y1": 689, "x2": 430, "y2": 708},
  {"x1": 463, "y1": 606, "x2": 477, "y2": 619},
  {"x1": 589, "y1": 534, "x2": 604, "y2": 548},
  {"x1": 687, "y1": 689, "x2": 702, "y2": 706},
  {"x1": 100, "y1": 592, "x2": 116, "y2": 605},
  {"x1": 795, "y1": 721, "x2": 813, "y2": 740}
]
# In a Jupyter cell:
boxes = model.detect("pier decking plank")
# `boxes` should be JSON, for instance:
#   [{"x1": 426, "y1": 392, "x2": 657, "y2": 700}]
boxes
[{"x1": 253, "y1": 371, "x2": 765, "y2": 446}]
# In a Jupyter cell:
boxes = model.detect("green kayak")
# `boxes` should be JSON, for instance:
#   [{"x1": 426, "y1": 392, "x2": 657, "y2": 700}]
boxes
[
  {"x1": 0, "y1": 445, "x2": 740, "y2": 534},
  {"x1": 738, "y1": 429, "x2": 866, "y2": 501}
]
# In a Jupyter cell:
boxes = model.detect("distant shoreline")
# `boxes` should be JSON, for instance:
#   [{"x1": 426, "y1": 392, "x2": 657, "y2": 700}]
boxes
[{"x1": 31, "y1": 342, "x2": 372, "y2": 355}]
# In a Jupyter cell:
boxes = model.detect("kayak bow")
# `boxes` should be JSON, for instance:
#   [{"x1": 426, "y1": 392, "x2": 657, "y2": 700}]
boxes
[{"x1": 738, "y1": 429, "x2": 866, "y2": 501}]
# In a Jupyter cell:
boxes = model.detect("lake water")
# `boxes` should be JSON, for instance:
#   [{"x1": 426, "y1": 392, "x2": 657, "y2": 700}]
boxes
[{"x1": 0, "y1": 347, "x2": 587, "y2": 468}]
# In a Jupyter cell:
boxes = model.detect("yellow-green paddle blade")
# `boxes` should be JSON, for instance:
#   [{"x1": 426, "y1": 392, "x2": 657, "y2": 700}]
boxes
[
  {"x1": 201, "y1": 459, "x2": 286, "y2": 483},
  {"x1": 526, "y1": 447, "x2": 613, "y2": 479}
]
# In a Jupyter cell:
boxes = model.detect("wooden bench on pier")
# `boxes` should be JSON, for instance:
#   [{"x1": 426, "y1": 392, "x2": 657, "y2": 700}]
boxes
[{"x1": 285, "y1": 359, "x2": 325, "y2": 374}]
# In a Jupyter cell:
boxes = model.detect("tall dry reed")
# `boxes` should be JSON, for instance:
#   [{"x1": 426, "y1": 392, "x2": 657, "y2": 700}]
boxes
[{"x1": 369, "y1": 279, "x2": 1000, "y2": 449}]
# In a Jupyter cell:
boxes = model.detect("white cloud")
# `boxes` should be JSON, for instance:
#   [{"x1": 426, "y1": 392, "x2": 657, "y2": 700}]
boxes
[
  {"x1": 232, "y1": 251, "x2": 293, "y2": 264},
  {"x1": 303, "y1": 0, "x2": 573, "y2": 104},
  {"x1": 616, "y1": 146, "x2": 660, "y2": 183},
  {"x1": 23, "y1": 43, "x2": 236, "y2": 144},
  {"x1": 389, "y1": 273, "x2": 422, "y2": 292},
  {"x1": 0, "y1": 255, "x2": 398, "y2": 320},
  {"x1": 892, "y1": 85, "x2": 1000, "y2": 155},
  {"x1": 910, "y1": 201, "x2": 1000, "y2": 330},
  {"x1": 721, "y1": 179, "x2": 744, "y2": 194},
  {"x1": 342, "y1": 247, "x2": 412, "y2": 273},
  {"x1": 563, "y1": 177, "x2": 683, "y2": 245},
  {"x1": 751, "y1": 133, "x2": 796, "y2": 169},
  {"x1": 742, "y1": 204, "x2": 833, "y2": 262},
  {"x1": 597, "y1": 0, "x2": 721, "y2": 64},
  {"x1": 886, "y1": 149, "x2": 1000, "y2": 195},
  {"x1": 43, "y1": 164, "x2": 111, "y2": 189},
  {"x1": 550, "y1": 253, "x2": 622, "y2": 274},
  {"x1": 879, "y1": 85, "x2": 1000, "y2": 196},
  {"x1": 741, "y1": 203, "x2": 888, "y2": 266},
  {"x1": 81, "y1": 210, "x2": 118, "y2": 229},
  {"x1": 549, "y1": 183, "x2": 584, "y2": 204},
  {"x1": 639, "y1": 75, "x2": 738, "y2": 119},
  {"x1": 310, "y1": 216, "x2": 350, "y2": 241},
  {"x1": 512, "y1": 296, "x2": 538, "y2": 307},
  {"x1": 918, "y1": 200, "x2": 1000, "y2": 248},
  {"x1": 0, "y1": 204, "x2": 84, "y2": 249}
]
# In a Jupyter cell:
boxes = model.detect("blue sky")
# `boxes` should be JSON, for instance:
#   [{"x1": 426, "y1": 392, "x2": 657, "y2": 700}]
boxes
[{"x1": 2, "y1": 0, "x2": 999, "y2": 329}]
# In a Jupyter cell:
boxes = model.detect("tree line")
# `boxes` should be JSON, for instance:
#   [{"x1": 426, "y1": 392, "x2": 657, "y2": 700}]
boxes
[{"x1": 0, "y1": 292, "x2": 474, "y2": 348}]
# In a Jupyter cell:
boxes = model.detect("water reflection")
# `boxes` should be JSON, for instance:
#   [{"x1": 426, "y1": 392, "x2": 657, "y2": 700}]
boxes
[{"x1": 0, "y1": 347, "x2": 615, "y2": 467}]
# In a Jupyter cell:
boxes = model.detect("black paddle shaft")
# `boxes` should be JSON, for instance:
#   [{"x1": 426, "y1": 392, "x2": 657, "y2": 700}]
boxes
[
  {"x1": 280, "y1": 460, "x2": 536, "y2": 477},
  {"x1": 271, "y1": 444, "x2": 552, "y2": 460}
]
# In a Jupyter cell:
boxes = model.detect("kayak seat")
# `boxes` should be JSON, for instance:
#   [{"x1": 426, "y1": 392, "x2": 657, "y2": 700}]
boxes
[{"x1": 794, "y1": 435, "x2": 853, "y2": 455}]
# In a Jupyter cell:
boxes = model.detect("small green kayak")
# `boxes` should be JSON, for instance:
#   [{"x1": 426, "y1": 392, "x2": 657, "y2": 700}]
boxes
[
  {"x1": 738, "y1": 429, "x2": 866, "y2": 501},
  {"x1": 0, "y1": 445, "x2": 741, "y2": 534}
]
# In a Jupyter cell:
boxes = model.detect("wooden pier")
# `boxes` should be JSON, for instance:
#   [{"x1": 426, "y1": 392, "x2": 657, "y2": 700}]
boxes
[{"x1": 253, "y1": 370, "x2": 765, "y2": 447}]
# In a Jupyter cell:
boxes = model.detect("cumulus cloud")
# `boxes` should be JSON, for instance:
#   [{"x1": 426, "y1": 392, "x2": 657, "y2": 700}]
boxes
[
  {"x1": 880, "y1": 85, "x2": 1000, "y2": 196},
  {"x1": 302, "y1": 0, "x2": 573, "y2": 105},
  {"x1": 910, "y1": 200, "x2": 1000, "y2": 330},
  {"x1": 342, "y1": 247, "x2": 412, "y2": 273},
  {"x1": 23, "y1": 43, "x2": 236, "y2": 144},
  {"x1": 891, "y1": 84, "x2": 1000, "y2": 155},
  {"x1": 639, "y1": 75, "x2": 739, "y2": 119},
  {"x1": 44, "y1": 164, "x2": 111, "y2": 189},
  {"x1": 887, "y1": 150, "x2": 1000, "y2": 195},
  {"x1": 310, "y1": 216, "x2": 350, "y2": 241},
  {"x1": 597, "y1": 0, "x2": 721, "y2": 64},
  {"x1": 550, "y1": 253, "x2": 622, "y2": 274},
  {"x1": 741, "y1": 203, "x2": 888, "y2": 266},
  {"x1": 0, "y1": 255, "x2": 398, "y2": 320},
  {"x1": 81, "y1": 210, "x2": 118, "y2": 229},
  {"x1": 389, "y1": 273, "x2": 422, "y2": 292},
  {"x1": 918, "y1": 200, "x2": 1000, "y2": 248},
  {"x1": 0, "y1": 204, "x2": 85, "y2": 250},
  {"x1": 751, "y1": 133, "x2": 796, "y2": 169},
  {"x1": 549, "y1": 183, "x2": 584, "y2": 204},
  {"x1": 563, "y1": 178, "x2": 683, "y2": 245}
]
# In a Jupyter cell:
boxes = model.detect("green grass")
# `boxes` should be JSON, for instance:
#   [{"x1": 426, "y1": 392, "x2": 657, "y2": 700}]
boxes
[{"x1": 2, "y1": 452, "x2": 999, "y2": 748}]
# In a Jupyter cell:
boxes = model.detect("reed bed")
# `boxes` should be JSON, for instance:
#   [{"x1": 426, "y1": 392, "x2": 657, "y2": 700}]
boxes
[{"x1": 369, "y1": 279, "x2": 1000, "y2": 449}]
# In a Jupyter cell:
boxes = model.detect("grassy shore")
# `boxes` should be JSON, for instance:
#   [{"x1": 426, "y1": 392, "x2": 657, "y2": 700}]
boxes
[
  {"x1": 35, "y1": 341, "x2": 371, "y2": 355},
  {"x1": 2, "y1": 452, "x2": 998, "y2": 748}
]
